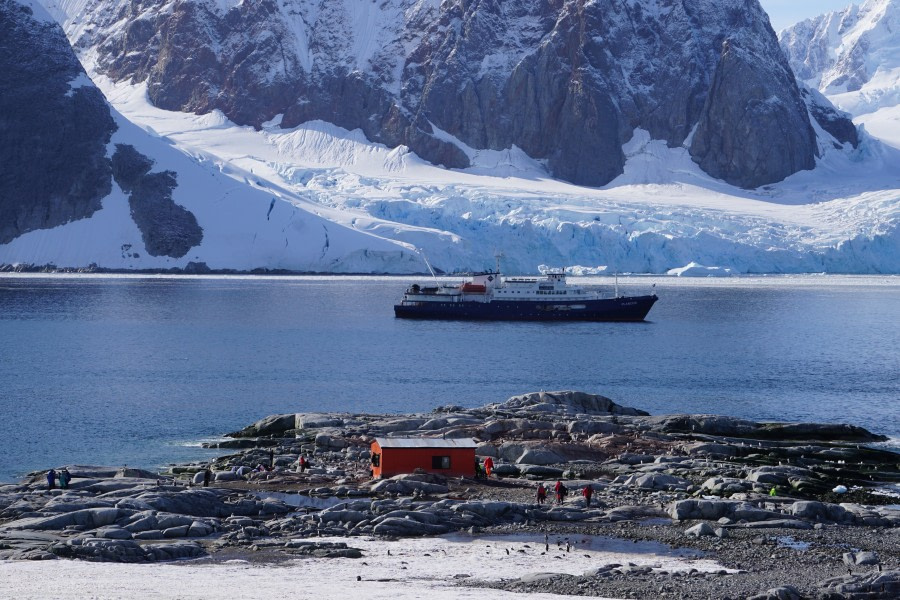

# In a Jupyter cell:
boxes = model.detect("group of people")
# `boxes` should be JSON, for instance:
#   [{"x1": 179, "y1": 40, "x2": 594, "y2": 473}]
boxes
[
  {"x1": 474, "y1": 456, "x2": 494, "y2": 479},
  {"x1": 535, "y1": 481, "x2": 593, "y2": 506},
  {"x1": 46, "y1": 468, "x2": 71, "y2": 490}
]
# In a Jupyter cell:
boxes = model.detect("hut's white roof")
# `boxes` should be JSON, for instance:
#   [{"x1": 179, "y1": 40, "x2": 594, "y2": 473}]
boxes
[{"x1": 374, "y1": 437, "x2": 477, "y2": 449}]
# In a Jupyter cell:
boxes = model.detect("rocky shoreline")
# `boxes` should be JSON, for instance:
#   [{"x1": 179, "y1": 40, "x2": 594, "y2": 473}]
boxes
[{"x1": 2, "y1": 391, "x2": 898, "y2": 599}]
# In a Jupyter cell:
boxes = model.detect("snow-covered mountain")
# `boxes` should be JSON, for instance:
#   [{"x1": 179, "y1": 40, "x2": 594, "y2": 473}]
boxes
[
  {"x1": 0, "y1": 0, "x2": 421, "y2": 272},
  {"x1": 780, "y1": 0, "x2": 900, "y2": 146},
  {"x1": 44, "y1": 0, "x2": 848, "y2": 190},
  {"x1": 1, "y1": 0, "x2": 898, "y2": 275}
]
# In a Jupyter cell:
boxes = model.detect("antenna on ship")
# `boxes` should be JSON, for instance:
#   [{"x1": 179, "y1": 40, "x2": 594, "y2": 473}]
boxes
[
  {"x1": 615, "y1": 271, "x2": 619, "y2": 298},
  {"x1": 416, "y1": 248, "x2": 440, "y2": 285}
]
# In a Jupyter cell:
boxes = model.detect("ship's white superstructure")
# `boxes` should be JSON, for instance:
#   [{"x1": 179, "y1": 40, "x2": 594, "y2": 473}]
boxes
[{"x1": 399, "y1": 271, "x2": 616, "y2": 305}]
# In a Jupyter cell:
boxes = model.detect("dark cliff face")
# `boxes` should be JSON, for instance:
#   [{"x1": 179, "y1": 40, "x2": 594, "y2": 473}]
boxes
[
  {"x1": 78, "y1": 0, "x2": 825, "y2": 189},
  {"x1": 690, "y1": 41, "x2": 818, "y2": 189},
  {"x1": 0, "y1": 0, "x2": 203, "y2": 256},
  {"x1": 0, "y1": 0, "x2": 116, "y2": 244}
]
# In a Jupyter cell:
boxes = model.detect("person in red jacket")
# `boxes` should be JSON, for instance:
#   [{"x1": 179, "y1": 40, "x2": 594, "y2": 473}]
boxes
[
  {"x1": 536, "y1": 483, "x2": 547, "y2": 504},
  {"x1": 554, "y1": 480, "x2": 567, "y2": 504},
  {"x1": 582, "y1": 484, "x2": 594, "y2": 508},
  {"x1": 483, "y1": 456, "x2": 494, "y2": 478}
]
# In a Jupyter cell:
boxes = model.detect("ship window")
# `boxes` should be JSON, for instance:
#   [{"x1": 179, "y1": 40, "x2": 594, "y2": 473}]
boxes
[{"x1": 432, "y1": 456, "x2": 451, "y2": 469}]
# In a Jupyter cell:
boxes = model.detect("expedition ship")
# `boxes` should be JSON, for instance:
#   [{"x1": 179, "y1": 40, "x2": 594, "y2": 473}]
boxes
[{"x1": 394, "y1": 270, "x2": 657, "y2": 321}]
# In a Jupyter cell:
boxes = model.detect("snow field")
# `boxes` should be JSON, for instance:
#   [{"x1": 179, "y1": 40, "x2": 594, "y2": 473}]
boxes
[{"x1": 0, "y1": 533, "x2": 732, "y2": 600}]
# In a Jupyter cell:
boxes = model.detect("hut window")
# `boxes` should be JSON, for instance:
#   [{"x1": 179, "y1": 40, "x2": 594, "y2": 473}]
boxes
[{"x1": 431, "y1": 456, "x2": 451, "y2": 469}]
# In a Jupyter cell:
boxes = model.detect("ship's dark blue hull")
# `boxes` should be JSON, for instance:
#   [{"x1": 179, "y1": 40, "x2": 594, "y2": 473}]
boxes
[{"x1": 394, "y1": 294, "x2": 658, "y2": 321}]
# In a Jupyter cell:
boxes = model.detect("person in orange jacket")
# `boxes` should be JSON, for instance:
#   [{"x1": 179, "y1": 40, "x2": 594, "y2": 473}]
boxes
[{"x1": 483, "y1": 456, "x2": 494, "y2": 477}]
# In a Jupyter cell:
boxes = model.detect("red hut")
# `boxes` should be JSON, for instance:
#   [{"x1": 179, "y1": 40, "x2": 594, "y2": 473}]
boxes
[{"x1": 370, "y1": 438, "x2": 477, "y2": 479}]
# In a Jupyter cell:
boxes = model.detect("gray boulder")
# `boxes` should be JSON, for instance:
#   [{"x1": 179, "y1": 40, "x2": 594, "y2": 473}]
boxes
[
  {"x1": 368, "y1": 418, "x2": 429, "y2": 433},
  {"x1": 315, "y1": 433, "x2": 346, "y2": 449},
  {"x1": 818, "y1": 570, "x2": 900, "y2": 599},
  {"x1": 516, "y1": 449, "x2": 566, "y2": 466},
  {"x1": 372, "y1": 517, "x2": 450, "y2": 536},
  {"x1": 296, "y1": 414, "x2": 344, "y2": 429},
  {"x1": 319, "y1": 510, "x2": 368, "y2": 525},
  {"x1": 647, "y1": 415, "x2": 758, "y2": 437},
  {"x1": 156, "y1": 514, "x2": 195, "y2": 529},
  {"x1": 492, "y1": 464, "x2": 521, "y2": 478},
  {"x1": 619, "y1": 473, "x2": 691, "y2": 491},
  {"x1": 187, "y1": 521, "x2": 215, "y2": 537},
  {"x1": 6, "y1": 507, "x2": 123, "y2": 531},
  {"x1": 685, "y1": 522, "x2": 716, "y2": 537},
  {"x1": 682, "y1": 442, "x2": 740, "y2": 457},
  {"x1": 370, "y1": 479, "x2": 449, "y2": 496},
  {"x1": 496, "y1": 391, "x2": 648, "y2": 416},
  {"x1": 144, "y1": 541, "x2": 205, "y2": 561},
  {"x1": 518, "y1": 465, "x2": 564, "y2": 479},
  {"x1": 95, "y1": 527, "x2": 133, "y2": 540},
  {"x1": 133, "y1": 530, "x2": 163, "y2": 540},
  {"x1": 451, "y1": 502, "x2": 521, "y2": 521},
  {"x1": 843, "y1": 551, "x2": 880, "y2": 566},
  {"x1": 746, "y1": 585, "x2": 803, "y2": 600},
  {"x1": 475, "y1": 444, "x2": 499, "y2": 458},
  {"x1": 789, "y1": 501, "x2": 849, "y2": 522},
  {"x1": 118, "y1": 489, "x2": 290, "y2": 518},
  {"x1": 229, "y1": 413, "x2": 296, "y2": 438},
  {"x1": 162, "y1": 525, "x2": 190, "y2": 538},
  {"x1": 669, "y1": 499, "x2": 737, "y2": 521},
  {"x1": 497, "y1": 442, "x2": 527, "y2": 462},
  {"x1": 701, "y1": 477, "x2": 753, "y2": 495},
  {"x1": 51, "y1": 538, "x2": 203, "y2": 563},
  {"x1": 568, "y1": 420, "x2": 622, "y2": 436}
]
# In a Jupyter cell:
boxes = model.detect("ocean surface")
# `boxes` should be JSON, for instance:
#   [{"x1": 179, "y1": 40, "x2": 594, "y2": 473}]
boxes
[{"x1": 0, "y1": 274, "x2": 898, "y2": 483}]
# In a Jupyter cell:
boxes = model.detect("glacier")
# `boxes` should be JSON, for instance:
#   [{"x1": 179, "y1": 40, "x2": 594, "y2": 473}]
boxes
[{"x1": 6, "y1": 75, "x2": 896, "y2": 275}]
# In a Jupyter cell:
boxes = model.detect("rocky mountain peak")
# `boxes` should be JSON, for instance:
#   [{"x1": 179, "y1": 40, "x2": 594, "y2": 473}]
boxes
[
  {"x1": 49, "y1": 0, "x2": 844, "y2": 190},
  {"x1": 780, "y1": 0, "x2": 900, "y2": 99}
]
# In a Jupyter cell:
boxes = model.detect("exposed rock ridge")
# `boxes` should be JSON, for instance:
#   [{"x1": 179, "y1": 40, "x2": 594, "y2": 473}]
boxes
[{"x1": 111, "y1": 144, "x2": 203, "y2": 258}]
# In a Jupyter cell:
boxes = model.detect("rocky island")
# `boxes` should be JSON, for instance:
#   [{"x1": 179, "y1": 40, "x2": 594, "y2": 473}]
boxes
[{"x1": 2, "y1": 391, "x2": 898, "y2": 599}]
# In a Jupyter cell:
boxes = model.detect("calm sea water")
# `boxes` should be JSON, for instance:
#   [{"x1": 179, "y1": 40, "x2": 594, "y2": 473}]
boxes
[{"x1": 1, "y1": 274, "x2": 898, "y2": 482}]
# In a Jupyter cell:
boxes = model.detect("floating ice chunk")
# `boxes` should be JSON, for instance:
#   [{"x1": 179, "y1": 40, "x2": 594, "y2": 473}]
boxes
[{"x1": 667, "y1": 263, "x2": 733, "y2": 277}]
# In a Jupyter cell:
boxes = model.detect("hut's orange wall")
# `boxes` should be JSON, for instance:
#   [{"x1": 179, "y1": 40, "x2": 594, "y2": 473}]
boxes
[{"x1": 371, "y1": 441, "x2": 476, "y2": 478}]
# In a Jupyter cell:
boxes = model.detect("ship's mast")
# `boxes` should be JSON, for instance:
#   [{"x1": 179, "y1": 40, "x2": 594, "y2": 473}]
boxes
[{"x1": 420, "y1": 250, "x2": 440, "y2": 285}]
